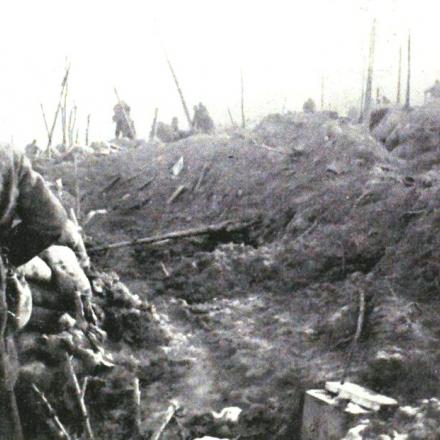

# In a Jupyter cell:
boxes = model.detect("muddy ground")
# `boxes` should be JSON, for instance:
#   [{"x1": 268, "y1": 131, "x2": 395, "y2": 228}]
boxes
[{"x1": 40, "y1": 109, "x2": 440, "y2": 439}]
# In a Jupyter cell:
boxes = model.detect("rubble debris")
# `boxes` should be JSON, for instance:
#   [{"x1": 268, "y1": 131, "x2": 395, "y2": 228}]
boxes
[
  {"x1": 172, "y1": 156, "x2": 184, "y2": 176},
  {"x1": 325, "y1": 381, "x2": 398, "y2": 411},
  {"x1": 211, "y1": 406, "x2": 242, "y2": 423}
]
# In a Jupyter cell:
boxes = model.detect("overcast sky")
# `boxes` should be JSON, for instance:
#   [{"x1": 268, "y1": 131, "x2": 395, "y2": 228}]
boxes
[{"x1": 0, "y1": 0, "x2": 439, "y2": 147}]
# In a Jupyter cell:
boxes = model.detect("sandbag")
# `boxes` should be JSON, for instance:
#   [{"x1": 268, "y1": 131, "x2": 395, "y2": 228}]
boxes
[
  {"x1": 18, "y1": 256, "x2": 52, "y2": 283},
  {"x1": 40, "y1": 245, "x2": 92, "y2": 297},
  {"x1": 7, "y1": 272, "x2": 32, "y2": 331}
]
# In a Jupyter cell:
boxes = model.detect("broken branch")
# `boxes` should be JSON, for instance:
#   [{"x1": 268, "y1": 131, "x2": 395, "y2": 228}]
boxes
[
  {"x1": 32, "y1": 383, "x2": 72, "y2": 440},
  {"x1": 47, "y1": 64, "x2": 70, "y2": 155},
  {"x1": 167, "y1": 185, "x2": 186, "y2": 204},
  {"x1": 83, "y1": 209, "x2": 108, "y2": 226},
  {"x1": 151, "y1": 401, "x2": 179, "y2": 440},
  {"x1": 65, "y1": 353, "x2": 95, "y2": 440},
  {"x1": 103, "y1": 175, "x2": 121, "y2": 193},
  {"x1": 160, "y1": 262, "x2": 170, "y2": 277},
  {"x1": 193, "y1": 164, "x2": 209, "y2": 192},
  {"x1": 132, "y1": 377, "x2": 141, "y2": 437},
  {"x1": 40, "y1": 103, "x2": 50, "y2": 140},
  {"x1": 89, "y1": 220, "x2": 251, "y2": 252}
]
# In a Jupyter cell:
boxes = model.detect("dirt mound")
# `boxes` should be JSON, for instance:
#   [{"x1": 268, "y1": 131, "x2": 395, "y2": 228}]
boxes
[
  {"x1": 37, "y1": 111, "x2": 440, "y2": 439},
  {"x1": 372, "y1": 102, "x2": 440, "y2": 166}
]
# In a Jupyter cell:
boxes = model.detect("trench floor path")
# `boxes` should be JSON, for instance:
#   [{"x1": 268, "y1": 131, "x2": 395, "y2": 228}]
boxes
[{"x1": 127, "y1": 280, "x2": 343, "y2": 435}]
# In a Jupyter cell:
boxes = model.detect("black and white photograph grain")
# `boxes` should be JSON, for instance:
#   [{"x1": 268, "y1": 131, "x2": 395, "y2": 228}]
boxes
[{"x1": 0, "y1": 0, "x2": 438, "y2": 439}]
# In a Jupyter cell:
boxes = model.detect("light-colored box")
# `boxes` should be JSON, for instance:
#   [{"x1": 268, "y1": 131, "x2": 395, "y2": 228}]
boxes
[{"x1": 301, "y1": 389, "x2": 371, "y2": 440}]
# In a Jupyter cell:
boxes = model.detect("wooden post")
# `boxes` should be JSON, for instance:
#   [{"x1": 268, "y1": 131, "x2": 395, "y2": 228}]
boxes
[
  {"x1": 404, "y1": 31, "x2": 411, "y2": 109},
  {"x1": 363, "y1": 18, "x2": 376, "y2": 121},
  {"x1": 240, "y1": 70, "x2": 246, "y2": 128},
  {"x1": 149, "y1": 108, "x2": 159, "y2": 141},
  {"x1": 396, "y1": 45, "x2": 402, "y2": 104},
  {"x1": 165, "y1": 55, "x2": 193, "y2": 128}
]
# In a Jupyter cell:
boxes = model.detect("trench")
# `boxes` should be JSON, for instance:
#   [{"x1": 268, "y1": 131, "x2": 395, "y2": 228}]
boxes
[{"x1": 127, "y1": 279, "x2": 307, "y2": 439}]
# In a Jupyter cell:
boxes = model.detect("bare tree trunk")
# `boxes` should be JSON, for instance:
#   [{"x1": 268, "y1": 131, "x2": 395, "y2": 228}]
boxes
[
  {"x1": 363, "y1": 18, "x2": 376, "y2": 121},
  {"x1": 85, "y1": 114, "x2": 91, "y2": 146},
  {"x1": 68, "y1": 104, "x2": 77, "y2": 147},
  {"x1": 40, "y1": 103, "x2": 50, "y2": 140},
  {"x1": 405, "y1": 31, "x2": 411, "y2": 109},
  {"x1": 396, "y1": 46, "x2": 402, "y2": 104},
  {"x1": 359, "y1": 66, "x2": 366, "y2": 123},
  {"x1": 47, "y1": 65, "x2": 70, "y2": 156},
  {"x1": 61, "y1": 80, "x2": 69, "y2": 145},
  {"x1": 149, "y1": 108, "x2": 159, "y2": 141},
  {"x1": 165, "y1": 56, "x2": 192, "y2": 128},
  {"x1": 240, "y1": 70, "x2": 246, "y2": 128},
  {"x1": 227, "y1": 108, "x2": 236, "y2": 126},
  {"x1": 320, "y1": 76, "x2": 325, "y2": 110}
]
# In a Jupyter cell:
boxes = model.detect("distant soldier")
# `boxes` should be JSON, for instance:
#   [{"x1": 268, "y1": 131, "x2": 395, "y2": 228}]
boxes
[
  {"x1": 112, "y1": 101, "x2": 136, "y2": 140},
  {"x1": 303, "y1": 98, "x2": 316, "y2": 114},
  {"x1": 192, "y1": 103, "x2": 215, "y2": 134},
  {"x1": 156, "y1": 121, "x2": 178, "y2": 143},
  {"x1": 24, "y1": 140, "x2": 40, "y2": 162},
  {"x1": 424, "y1": 80, "x2": 440, "y2": 102}
]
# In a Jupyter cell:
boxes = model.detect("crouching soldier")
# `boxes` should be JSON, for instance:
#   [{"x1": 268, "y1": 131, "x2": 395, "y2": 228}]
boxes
[{"x1": 0, "y1": 143, "x2": 89, "y2": 439}]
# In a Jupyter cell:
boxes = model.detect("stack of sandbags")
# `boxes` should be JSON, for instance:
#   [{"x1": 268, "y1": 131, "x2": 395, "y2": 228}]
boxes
[{"x1": 18, "y1": 245, "x2": 92, "y2": 331}]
